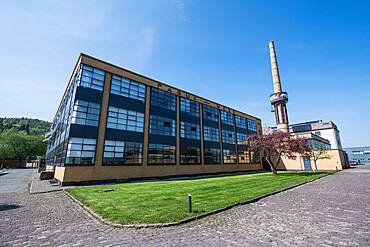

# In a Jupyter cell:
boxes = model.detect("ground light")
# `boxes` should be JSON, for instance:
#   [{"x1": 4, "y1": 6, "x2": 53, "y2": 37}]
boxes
[{"x1": 188, "y1": 194, "x2": 192, "y2": 213}]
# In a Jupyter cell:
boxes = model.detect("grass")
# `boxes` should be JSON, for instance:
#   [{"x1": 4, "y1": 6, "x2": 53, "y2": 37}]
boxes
[
  {"x1": 66, "y1": 171, "x2": 335, "y2": 224},
  {"x1": 0, "y1": 167, "x2": 16, "y2": 170}
]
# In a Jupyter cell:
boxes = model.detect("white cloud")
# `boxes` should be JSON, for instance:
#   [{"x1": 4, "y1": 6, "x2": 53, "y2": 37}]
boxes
[{"x1": 172, "y1": 0, "x2": 187, "y2": 22}]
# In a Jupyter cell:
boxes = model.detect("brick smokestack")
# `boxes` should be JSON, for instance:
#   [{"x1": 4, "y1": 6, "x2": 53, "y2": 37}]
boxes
[{"x1": 269, "y1": 41, "x2": 289, "y2": 133}]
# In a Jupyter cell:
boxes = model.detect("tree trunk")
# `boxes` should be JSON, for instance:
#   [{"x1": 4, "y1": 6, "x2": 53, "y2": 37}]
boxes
[
  {"x1": 18, "y1": 157, "x2": 23, "y2": 168},
  {"x1": 314, "y1": 159, "x2": 318, "y2": 171},
  {"x1": 270, "y1": 165, "x2": 278, "y2": 175},
  {"x1": 266, "y1": 158, "x2": 278, "y2": 175}
]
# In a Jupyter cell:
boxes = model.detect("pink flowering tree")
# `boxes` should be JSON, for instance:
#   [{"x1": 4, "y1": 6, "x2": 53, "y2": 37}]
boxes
[{"x1": 247, "y1": 131, "x2": 311, "y2": 175}]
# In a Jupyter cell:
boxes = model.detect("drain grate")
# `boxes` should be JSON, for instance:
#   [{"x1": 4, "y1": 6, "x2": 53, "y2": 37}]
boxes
[{"x1": 0, "y1": 202, "x2": 20, "y2": 211}]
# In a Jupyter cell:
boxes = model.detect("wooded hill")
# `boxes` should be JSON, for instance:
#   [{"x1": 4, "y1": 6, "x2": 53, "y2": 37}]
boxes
[
  {"x1": 0, "y1": 117, "x2": 51, "y2": 136},
  {"x1": 0, "y1": 118, "x2": 52, "y2": 163}
]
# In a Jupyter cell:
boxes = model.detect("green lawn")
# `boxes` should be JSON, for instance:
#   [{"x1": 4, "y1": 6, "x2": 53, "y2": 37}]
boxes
[{"x1": 66, "y1": 171, "x2": 334, "y2": 224}]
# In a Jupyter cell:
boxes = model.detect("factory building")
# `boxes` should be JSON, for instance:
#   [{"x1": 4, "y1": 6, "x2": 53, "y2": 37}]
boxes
[
  {"x1": 343, "y1": 146, "x2": 370, "y2": 164},
  {"x1": 45, "y1": 54, "x2": 263, "y2": 185},
  {"x1": 266, "y1": 41, "x2": 347, "y2": 171},
  {"x1": 263, "y1": 120, "x2": 343, "y2": 150}
]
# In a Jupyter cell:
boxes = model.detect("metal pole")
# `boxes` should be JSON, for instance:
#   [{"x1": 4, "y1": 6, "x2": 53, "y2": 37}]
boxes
[{"x1": 188, "y1": 194, "x2": 192, "y2": 213}]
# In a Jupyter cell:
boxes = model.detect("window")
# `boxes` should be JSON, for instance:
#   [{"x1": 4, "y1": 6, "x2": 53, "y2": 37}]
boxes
[
  {"x1": 247, "y1": 119, "x2": 257, "y2": 135},
  {"x1": 203, "y1": 126, "x2": 220, "y2": 142},
  {"x1": 78, "y1": 64, "x2": 105, "y2": 91},
  {"x1": 222, "y1": 129, "x2": 235, "y2": 144},
  {"x1": 364, "y1": 151, "x2": 370, "y2": 154},
  {"x1": 180, "y1": 98, "x2": 200, "y2": 116},
  {"x1": 314, "y1": 131, "x2": 321, "y2": 136},
  {"x1": 203, "y1": 105, "x2": 219, "y2": 122},
  {"x1": 71, "y1": 100, "x2": 101, "y2": 127},
  {"x1": 180, "y1": 121, "x2": 200, "y2": 140},
  {"x1": 103, "y1": 140, "x2": 143, "y2": 165},
  {"x1": 238, "y1": 145, "x2": 250, "y2": 163},
  {"x1": 106, "y1": 106, "x2": 144, "y2": 132},
  {"x1": 308, "y1": 140, "x2": 331, "y2": 150},
  {"x1": 204, "y1": 148, "x2": 221, "y2": 164},
  {"x1": 148, "y1": 143, "x2": 176, "y2": 164},
  {"x1": 181, "y1": 146, "x2": 201, "y2": 164},
  {"x1": 236, "y1": 132, "x2": 248, "y2": 144},
  {"x1": 221, "y1": 111, "x2": 234, "y2": 126},
  {"x1": 149, "y1": 115, "x2": 176, "y2": 136},
  {"x1": 151, "y1": 88, "x2": 176, "y2": 111},
  {"x1": 353, "y1": 151, "x2": 363, "y2": 155},
  {"x1": 223, "y1": 148, "x2": 237, "y2": 164},
  {"x1": 250, "y1": 148, "x2": 260, "y2": 163},
  {"x1": 65, "y1": 137, "x2": 96, "y2": 165},
  {"x1": 110, "y1": 74, "x2": 146, "y2": 102},
  {"x1": 235, "y1": 115, "x2": 246, "y2": 128}
]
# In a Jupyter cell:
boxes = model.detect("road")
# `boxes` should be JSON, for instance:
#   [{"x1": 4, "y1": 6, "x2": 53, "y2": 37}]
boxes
[
  {"x1": 0, "y1": 168, "x2": 369, "y2": 246},
  {"x1": 0, "y1": 168, "x2": 36, "y2": 193},
  {"x1": 353, "y1": 163, "x2": 370, "y2": 169}
]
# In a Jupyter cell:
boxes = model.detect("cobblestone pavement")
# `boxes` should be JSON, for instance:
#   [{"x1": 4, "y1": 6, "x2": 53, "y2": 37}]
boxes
[{"x1": 1, "y1": 169, "x2": 369, "y2": 246}]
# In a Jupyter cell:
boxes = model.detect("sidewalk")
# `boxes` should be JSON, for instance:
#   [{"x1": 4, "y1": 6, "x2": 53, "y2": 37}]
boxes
[{"x1": 29, "y1": 170, "x2": 62, "y2": 194}]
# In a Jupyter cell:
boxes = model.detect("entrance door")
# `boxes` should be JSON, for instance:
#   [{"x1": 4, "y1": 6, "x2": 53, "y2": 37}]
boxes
[{"x1": 304, "y1": 158, "x2": 312, "y2": 171}]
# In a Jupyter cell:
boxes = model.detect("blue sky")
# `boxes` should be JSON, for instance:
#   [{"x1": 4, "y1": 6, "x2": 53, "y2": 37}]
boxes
[{"x1": 0, "y1": 0, "x2": 369, "y2": 147}]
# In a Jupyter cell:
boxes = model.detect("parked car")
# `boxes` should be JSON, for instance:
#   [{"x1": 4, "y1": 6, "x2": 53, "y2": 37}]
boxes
[{"x1": 349, "y1": 161, "x2": 356, "y2": 166}]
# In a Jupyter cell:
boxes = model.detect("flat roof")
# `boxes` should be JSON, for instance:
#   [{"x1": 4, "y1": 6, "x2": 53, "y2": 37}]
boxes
[{"x1": 52, "y1": 53, "x2": 261, "y2": 127}]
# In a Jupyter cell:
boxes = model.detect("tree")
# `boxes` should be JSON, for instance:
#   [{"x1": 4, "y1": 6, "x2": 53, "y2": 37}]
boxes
[
  {"x1": 308, "y1": 140, "x2": 331, "y2": 171},
  {"x1": 247, "y1": 131, "x2": 311, "y2": 175},
  {"x1": 0, "y1": 143, "x2": 10, "y2": 164},
  {"x1": 0, "y1": 133, "x2": 47, "y2": 167}
]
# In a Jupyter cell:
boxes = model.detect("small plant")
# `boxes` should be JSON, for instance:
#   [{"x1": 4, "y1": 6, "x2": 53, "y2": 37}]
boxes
[{"x1": 308, "y1": 140, "x2": 331, "y2": 171}]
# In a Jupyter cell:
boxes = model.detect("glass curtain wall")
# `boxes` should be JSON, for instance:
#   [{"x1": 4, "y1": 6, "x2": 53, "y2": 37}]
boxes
[
  {"x1": 235, "y1": 115, "x2": 250, "y2": 163},
  {"x1": 247, "y1": 119, "x2": 259, "y2": 163},
  {"x1": 46, "y1": 63, "x2": 104, "y2": 166},
  {"x1": 180, "y1": 97, "x2": 201, "y2": 164},
  {"x1": 220, "y1": 111, "x2": 237, "y2": 164},
  {"x1": 202, "y1": 105, "x2": 221, "y2": 164},
  {"x1": 102, "y1": 74, "x2": 146, "y2": 165},
  {"x1": 148, "y1": 88, "x2": 177, "y2": 164}
]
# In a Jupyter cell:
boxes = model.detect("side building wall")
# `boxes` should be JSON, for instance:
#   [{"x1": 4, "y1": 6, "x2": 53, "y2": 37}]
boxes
[
  {"x1": 276, "y1": 149, "x2": 347, "y2": 171},
  {"x1": 48, "y1": 54, "x2": 263, "y2": 185}
]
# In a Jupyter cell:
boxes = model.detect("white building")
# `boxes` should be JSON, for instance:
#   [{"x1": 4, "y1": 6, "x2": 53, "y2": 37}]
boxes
[{"x1": 263, "y1": 120, "x2": 343, "y2": 150}]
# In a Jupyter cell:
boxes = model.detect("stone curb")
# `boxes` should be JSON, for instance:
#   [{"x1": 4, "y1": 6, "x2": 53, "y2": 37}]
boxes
[
  {"x1": 63, "y1": 171, "x2": 339, "y2": 229},
  {"x1": 30, "y1": 189, "x2": 63, "y2": 194}
]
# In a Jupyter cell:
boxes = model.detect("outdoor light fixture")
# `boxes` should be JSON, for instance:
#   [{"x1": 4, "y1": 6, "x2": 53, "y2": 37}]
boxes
[{"x1": 188, "y1": 194, "x2": 192, "y2": 213}]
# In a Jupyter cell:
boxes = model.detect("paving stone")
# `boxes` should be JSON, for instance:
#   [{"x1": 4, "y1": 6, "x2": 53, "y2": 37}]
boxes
[{"x1": 0, "y1": 169, "x2": 369, "y2": 246}]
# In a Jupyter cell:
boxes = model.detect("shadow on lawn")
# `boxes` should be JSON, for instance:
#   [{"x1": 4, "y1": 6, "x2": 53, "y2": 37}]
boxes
[
  {"x1": 276, "y1": 171, "x2": 332, "y2": 177},
  {"x1": 170, "y1": 170, "x2": 330, "y2": 182},
  {"x1": 173, "y1": 171, "x2": 267, "y2": 181},
  {"x1": 193, "y1": 210, "x2": 207, "y2": 213}
]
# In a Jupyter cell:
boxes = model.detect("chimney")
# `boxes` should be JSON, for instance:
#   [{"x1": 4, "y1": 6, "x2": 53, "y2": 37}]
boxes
[{"x1": 269, "y1": 41, "x2": 289, "y2": 133}]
